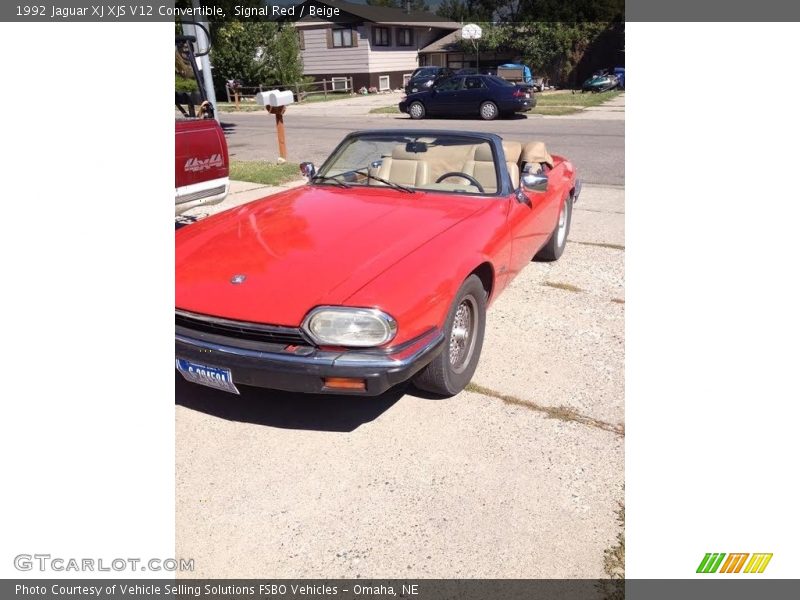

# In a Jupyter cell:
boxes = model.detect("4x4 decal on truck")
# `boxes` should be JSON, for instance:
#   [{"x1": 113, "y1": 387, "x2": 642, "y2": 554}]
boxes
[{"x1": 184, "y1": 154, "x2": 224, "y2": 173}]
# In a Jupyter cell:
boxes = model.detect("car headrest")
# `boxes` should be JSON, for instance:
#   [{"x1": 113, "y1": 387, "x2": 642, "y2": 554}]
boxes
[
  {"x1": 502, "y1": 140, "x2": 522, "y2": 163},
  {"x1": 521, "y1": 141, "x2": 554, "y2": 168},
  {"x1": 392, "y1": 145, "x2": 427, "y2": 160},
  {"x1": 472, "y1": 144, "x2": 494, "y2": 162}
]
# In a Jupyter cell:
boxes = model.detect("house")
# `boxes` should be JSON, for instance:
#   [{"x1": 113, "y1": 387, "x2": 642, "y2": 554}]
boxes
[
  {"x1": 417, "y1": 29, "x2": 518, "y2": 71},
  {"x1": 295, "y1": 0, "x2": 460, "y2": 91}
]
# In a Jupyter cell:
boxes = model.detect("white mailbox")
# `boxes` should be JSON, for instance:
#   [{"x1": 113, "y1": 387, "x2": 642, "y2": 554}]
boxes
[{"x1": 256, "y1": 89, "x2": 295, "y2": 107}]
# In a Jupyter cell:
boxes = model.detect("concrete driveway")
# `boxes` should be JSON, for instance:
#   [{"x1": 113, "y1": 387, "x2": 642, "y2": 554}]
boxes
[{"x1": 175, "y1": 183, "x2": 624, "y2": 578}]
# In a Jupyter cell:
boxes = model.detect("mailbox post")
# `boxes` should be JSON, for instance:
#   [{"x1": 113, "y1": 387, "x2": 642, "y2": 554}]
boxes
[{"x1": 256, "y1": 89, "x2": 295, "y2": 162}]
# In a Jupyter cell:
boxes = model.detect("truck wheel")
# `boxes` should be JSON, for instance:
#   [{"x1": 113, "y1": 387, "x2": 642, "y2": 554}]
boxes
[
  {"x1": 535, "y1": 196, "x2": 572, "y2": 262},
  {"x1": 413, "y1": 275, "x2": 486, "y2": 397},
  {"x1": 479, "y1": 101, "x2": 498, "y2": 120},
  {"x1": 408, "y1": 101, "x2": 425, "y2": 119}
]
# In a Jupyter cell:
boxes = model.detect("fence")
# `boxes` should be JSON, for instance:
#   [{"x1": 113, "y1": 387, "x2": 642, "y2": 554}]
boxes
[{"x1": 224, "y1": 77, "x2": 355, "y2": 106}]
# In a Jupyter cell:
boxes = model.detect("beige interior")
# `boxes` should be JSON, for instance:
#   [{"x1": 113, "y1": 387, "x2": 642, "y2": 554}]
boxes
[
  {"x1": 366, "y1": 138, "x2": 552, "y2": 193},
  {"x1": 502, "y1": 141, "x2": 522, "y2": 188},
  {"x1": 520, "y1": 141, "x2": 554, "y2": 172},
  {"x1": 375, "y1": 145, "x2": 430, "y2": 187}
]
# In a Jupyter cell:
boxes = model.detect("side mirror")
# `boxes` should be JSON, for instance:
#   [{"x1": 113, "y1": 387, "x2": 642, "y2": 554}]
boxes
[
  {"x1": 521, "y1": 172, "x2": 548, "y2": 192},
  {"x1": 300, "y1": 162, "x2": 316, "y2": 179}
]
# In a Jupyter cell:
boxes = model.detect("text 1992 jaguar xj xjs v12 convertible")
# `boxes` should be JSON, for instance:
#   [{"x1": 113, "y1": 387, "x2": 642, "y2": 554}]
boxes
[{"x1": 175, "y1": 130, "x2": 581, "y2": 397}]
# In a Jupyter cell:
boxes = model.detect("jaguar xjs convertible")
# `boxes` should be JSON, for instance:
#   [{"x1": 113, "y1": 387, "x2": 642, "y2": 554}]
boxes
[{"x1": 175, "y1": 130, "x2": 581, "y2": 397}]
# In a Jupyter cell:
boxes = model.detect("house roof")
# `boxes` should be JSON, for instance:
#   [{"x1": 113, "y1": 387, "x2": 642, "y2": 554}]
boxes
[
  {"x1": 418, "y1": 29, "x2": 463, "y2": 53},
  {"x1": 295, "y1": 0, "x2": 461, "y2": 29}
]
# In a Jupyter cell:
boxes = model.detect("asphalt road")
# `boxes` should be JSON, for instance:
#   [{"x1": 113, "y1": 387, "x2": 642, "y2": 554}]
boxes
[
  {"x1": 220, "y1": 112, "x2": 624, "y2": 187},
  {"x1": 176, "y1": 183, "x2": 625, "y2": 578}
]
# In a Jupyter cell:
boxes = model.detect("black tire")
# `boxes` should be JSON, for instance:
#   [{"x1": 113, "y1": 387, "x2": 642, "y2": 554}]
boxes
[
  {"x1": 408, "y1": 101, "x2": 425, "y2": 120},
  {"x1": 479, "y1": 100, "x2": 499, "y2": 121},
  {"x1": 413, "y1": 275, "x2": 487, "y2": 397},
  {"x1": 535, "y1": 196, "x2": 572, "y2": 262}
]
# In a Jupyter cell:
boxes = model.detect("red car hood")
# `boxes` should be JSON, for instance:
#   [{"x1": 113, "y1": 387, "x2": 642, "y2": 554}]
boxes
[{"x1": 175, "y1": 185, "x2": 486, "y2": 326}]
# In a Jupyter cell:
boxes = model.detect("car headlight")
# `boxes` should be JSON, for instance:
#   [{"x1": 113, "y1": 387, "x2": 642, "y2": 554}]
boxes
[
  {"x1": 423, "y1": 80, "x2": 434, "y2": 87},
  {"x1": 302, "y1": 307, "x2": 397, "y2": 347}
]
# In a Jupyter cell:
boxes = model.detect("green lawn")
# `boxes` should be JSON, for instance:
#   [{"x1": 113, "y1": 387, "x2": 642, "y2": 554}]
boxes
[
  {"x1": 216, "y1": 102, "x2": 264, "y2": 113},
  {"x1": 229, "y1": 161, "x2": 301, "y2": 186},
  {"x1": 535, "y1": 90, "x2": 621, "y2": 107},
  {"x1": 370, "y1": 105, "x2": 401, "y2": 114}
]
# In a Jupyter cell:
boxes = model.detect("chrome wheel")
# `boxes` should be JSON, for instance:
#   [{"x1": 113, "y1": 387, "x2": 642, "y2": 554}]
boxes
[
  {"x1": 556, "y1": 200, "x2": 569, "y2": 247},
  {"x1": 449, "y1": 295, "x2": 479, "y2": 373},
  {"x1": 409, "y1": 102, "x2": 424, "y2": 119},
  {"x1": 480, "y1": 101, "x2": 497, "y2": 120}
]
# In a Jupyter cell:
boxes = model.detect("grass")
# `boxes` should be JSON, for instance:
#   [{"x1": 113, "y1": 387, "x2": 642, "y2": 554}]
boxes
[
  {"x1": 543, "y1": 281, "x2": 584, "y2": 293},
  {"x1": 465, "y1": 382, "x2": 624, "y2": 436},
  {"x1": 229, "y1": 161, "x2": 301, "y2": 186},
  {"x1": 573, "y1": 240, "x2": 625, "y2": 251},
  {"x1": 536, "y1": 90, "x2": 621, "y2": 107},
  {"x1": 216, "y1": 102, "x2": 265, "y2": 113},
  {"x1": 532, "y1": 105, "x2": 582, "y2": 116},
  {"x1": 604, "y1": 502, "x2": 625, "y2": 579},
  {"x1": 370, "y1": 105, "x2": 401, "y2": 114}
]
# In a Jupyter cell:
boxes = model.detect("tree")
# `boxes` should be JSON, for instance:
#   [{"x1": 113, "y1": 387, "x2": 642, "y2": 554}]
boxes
[
  {"x1": 366, "y1": 0, "x2": 430, "y2": 11},
  {"x1": 210, "y1": 22, "x2": 306, "y2": 88},
  {"x1": 436, "y1": 0, "x2": 494, "y2": 22},
  {"x1": 261, "y1": 25, "x2": 305, "y2": 87}
]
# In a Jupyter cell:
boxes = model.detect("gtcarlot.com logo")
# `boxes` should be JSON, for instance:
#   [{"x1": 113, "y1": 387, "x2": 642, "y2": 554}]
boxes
[{"x1": 14, "y1": 554, "x2": 194, "y2": 572}]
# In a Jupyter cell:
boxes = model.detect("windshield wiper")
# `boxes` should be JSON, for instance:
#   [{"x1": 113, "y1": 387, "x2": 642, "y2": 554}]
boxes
[
  {"x1": 311, "y1": 174, "x2": 351, "y2": 188},
  {"x1": 351, "y1": 169, "x2": 415, "y2": 194}
]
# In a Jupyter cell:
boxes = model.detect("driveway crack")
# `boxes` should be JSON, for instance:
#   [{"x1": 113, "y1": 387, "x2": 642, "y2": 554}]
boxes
[{"x1": 466, "y1": 382, "x2": 624, "y2": 436}]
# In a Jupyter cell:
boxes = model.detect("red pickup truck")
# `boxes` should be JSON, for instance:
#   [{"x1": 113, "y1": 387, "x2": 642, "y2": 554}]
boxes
[
  {"x1": 175, "y1": 29, "x2": 229, "y2": 215},
  {"x1": 175, "y1": 118, "x2": 229, "y2": 214}
]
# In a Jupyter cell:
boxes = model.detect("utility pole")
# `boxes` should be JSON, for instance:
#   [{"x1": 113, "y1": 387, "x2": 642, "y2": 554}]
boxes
[{"x1": 187, "y1": 0, "x2": 218, "y2": 121}]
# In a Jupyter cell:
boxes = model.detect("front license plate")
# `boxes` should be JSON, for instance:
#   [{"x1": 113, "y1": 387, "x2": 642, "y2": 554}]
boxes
[{"x1": 176, "y1": 358, "x2": 240, "y2": 395}]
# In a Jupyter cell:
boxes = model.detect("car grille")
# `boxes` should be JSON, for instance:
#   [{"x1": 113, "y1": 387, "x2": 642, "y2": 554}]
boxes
[{"x1": 175, "y1": 311, "x2": 311, "y2": 347}]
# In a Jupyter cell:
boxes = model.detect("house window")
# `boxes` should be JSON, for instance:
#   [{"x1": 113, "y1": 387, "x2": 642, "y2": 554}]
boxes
[
  {"x1": 331, "y1": 77, "x2": 350, "y2": 91},
  {"x1": 332, "y1": 28, "x2": 354, "y2": 48},
  {"x1": 402, "y1": 73, "x2": 412, "y2": 86},
  {"x1": 378, "y1": 75, "x2": 391, "y2": 91},
  {"x1": 373, "y1": 26, "x2": 390, "y2": 47},
  {"x1": 397, "y1": 28, "x2": 414, "y2": 47}
]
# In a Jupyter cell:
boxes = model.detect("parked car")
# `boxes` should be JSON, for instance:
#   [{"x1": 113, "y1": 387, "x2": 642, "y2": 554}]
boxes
[
  {"x1": 400, "y1": 75, "x2": 535, "y2": 121},
  {"x1": 175, "y1": 129, "x2": 581, "y2": 397},
  {"x1": 456, "y1": 67, "x2": 498, "y2": 77},
  {"x1": 613, "y1": 66, "x2": 625, "y2": 90},
  {"x1": 581, "y1": 69, "x2": 619, "y2": 93},
  {"x1": 405, "y1": 67, "x2": 453, "y2": 93},
  {"x1": 175, "y1": 28, "x2": 229, "y2": 215}
]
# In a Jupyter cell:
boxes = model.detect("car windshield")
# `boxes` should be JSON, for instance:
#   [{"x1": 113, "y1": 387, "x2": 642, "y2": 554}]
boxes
[
  {"x1": 412, "y1": 68, "x2": 440, "y2": 78},
  {"x1": 314, "y1": 133, "x2": 500, "y2": 195}
]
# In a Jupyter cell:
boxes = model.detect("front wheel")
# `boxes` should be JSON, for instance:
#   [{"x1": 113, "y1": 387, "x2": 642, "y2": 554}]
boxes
[
  {"x1": 479, "y1": 101, "x2": 498, "y2": 120},
  {"x1": 535, "y1": 196, "x2": 572, "y2": 261},
  {"x1": 408, "y1": 101, "x2": 426, "y2": 120},
  {"x1": 413, "y1": 275, "x2": 487, "y2": 397}
]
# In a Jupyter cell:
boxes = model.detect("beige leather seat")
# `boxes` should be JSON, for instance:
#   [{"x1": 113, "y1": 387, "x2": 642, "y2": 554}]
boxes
[
  {"x1": 520, "y1": 141, "x2": 554, "y2": 175},
  {"x1": 502, "y1": 140, "x2": 522, "y2": 188},
  {"x1": 461, "y1": 145, "x2": 499, "y2": 193},
  {"x1": 374, "y1": 145, "x2": 430, "y2": 187}
]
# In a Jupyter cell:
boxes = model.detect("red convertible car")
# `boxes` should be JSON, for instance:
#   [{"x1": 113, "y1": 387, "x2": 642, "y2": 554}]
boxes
[{"x1": 176, "y1": 130, "x2": 581, "y2": 397}]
